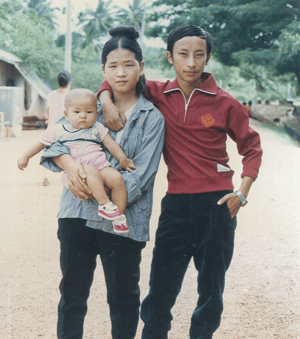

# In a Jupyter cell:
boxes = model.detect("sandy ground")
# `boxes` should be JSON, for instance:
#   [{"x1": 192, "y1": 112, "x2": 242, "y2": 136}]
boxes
[{"x1": 0, "y1": 119, "x2": 300, "y2": 339}]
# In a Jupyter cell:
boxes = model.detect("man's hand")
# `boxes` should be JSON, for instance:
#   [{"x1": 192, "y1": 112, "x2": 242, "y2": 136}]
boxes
[
  {"x1": 17, "y1": 155, "x2": 29, "y2": 170},
  {"x1": 119, "y1": 158, "x2": 136, "y2": 173},
  {"x1": 217, "y1": 193, "x2": 241, "y2": 219},
  {"x1": 217, "y1": 176, "x2": 254, "y2": 218},
  {"x1": 100, "y1": 91, "x2": 126, "y2": 131},
  {"x1": 102, "y1": 101, "x2": 126, "y2": 131}
]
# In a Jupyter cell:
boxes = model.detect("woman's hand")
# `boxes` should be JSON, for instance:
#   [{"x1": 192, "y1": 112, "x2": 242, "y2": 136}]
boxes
[
  {"x1": 53, "y1": 154, "x2": 92, "y2": 200},
  {"x1": 65, "y1": 162, "x2": 93, "y2": 200},
  {"x1": 217, "y1": 193, "x2": 241, "y2": 219},
  {"x1": 119, "y1": 158, "x2": 136, "y2": 173}
]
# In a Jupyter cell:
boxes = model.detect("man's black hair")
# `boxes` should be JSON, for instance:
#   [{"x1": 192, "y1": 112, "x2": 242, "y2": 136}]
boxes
[
  {"x1": 167, "y1": 25, "x2": 212, "y2": 60},
  {"x1": 58, "y1": 70, "x2": 71, "y2": 87}
]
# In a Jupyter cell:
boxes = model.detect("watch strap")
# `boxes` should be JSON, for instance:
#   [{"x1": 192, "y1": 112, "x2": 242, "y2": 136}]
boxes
[{"x1": 235, "y1": 190, "x2": 248, "y2": 207}]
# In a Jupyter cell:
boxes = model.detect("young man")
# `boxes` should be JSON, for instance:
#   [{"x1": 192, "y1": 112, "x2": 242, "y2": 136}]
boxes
[{"x1": 98, "y1": 25, "x2": 262, "y2": 339}]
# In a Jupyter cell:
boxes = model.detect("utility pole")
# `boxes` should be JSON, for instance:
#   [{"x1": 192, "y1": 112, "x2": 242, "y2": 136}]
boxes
[{"x1": 64, "y1": 0, "x2": 72, "y2": 72}]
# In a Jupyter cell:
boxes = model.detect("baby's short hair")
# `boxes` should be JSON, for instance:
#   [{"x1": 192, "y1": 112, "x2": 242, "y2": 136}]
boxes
[{"x1": 65, "y1": 88, "x2": 97, "y2": 108}]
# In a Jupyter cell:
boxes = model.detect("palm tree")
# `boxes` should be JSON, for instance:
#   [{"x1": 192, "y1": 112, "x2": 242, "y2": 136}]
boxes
[
  {"x1": 116, "y1": 0, "x2": 149, "y2": 39},
  {"x1": 26, "y1": 0, "x2": 59, "y2": 30},
  {"x1": 77, "y1": 0, "x2": 115, "y2": 51}
]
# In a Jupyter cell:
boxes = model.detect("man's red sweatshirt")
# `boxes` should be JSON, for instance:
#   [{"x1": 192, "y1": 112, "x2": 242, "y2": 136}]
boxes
[{"x1": 97, "y1": 73, "x2": 262, "y2": 194}]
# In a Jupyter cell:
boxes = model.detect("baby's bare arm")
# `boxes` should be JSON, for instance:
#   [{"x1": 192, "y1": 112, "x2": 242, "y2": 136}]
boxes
[
  {"x1": 17, "y1": 141, "x2": 45, "y2": 170},
  {"x1": 102, "y1": 133, "x2": 136, "y2": 172}
]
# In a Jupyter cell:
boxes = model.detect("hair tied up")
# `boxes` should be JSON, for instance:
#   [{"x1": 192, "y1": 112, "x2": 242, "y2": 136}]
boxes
[{"x1": 109, "y1": 26, "x2": 140, "y2": 40}]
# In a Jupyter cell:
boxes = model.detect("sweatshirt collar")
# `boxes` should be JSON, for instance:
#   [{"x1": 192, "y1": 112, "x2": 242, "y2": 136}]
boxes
[{"x1": 163, "y1": 72, "x2": 218, "y2": 95}]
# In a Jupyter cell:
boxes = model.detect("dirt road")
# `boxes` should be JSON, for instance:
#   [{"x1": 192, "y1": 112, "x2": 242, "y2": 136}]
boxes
[{"x1": 0, "y1": 119, "x2": 299, "y2": 338}]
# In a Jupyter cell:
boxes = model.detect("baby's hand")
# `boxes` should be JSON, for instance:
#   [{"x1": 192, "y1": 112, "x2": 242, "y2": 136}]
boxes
[
  {"x1": 119, "y1": 158, "x2": 136, "y2": 173},
  {"x1": 17, "y1": 155, "x2": 29, "y2": 170}
]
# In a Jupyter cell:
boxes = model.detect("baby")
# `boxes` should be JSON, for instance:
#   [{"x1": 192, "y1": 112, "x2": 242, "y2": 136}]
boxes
[{"x1": 17, "y1": 88, "x2": 135, "y2": 234}]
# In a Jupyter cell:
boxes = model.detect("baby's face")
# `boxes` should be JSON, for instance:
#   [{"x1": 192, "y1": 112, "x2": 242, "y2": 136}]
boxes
[{"x1": 65, "y1": 95, "x2": 98, "y2": 129}]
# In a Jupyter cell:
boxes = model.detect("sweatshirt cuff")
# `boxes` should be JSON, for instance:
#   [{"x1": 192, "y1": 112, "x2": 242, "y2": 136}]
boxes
[
  {"x1": 241, "y1": 167, "x2": 259, "y2": 181},
  {"x1": 96, "y1": 79, "x2": 111, "y2": 99}
]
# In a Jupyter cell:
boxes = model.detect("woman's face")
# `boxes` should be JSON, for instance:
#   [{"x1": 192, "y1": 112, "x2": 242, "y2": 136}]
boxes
[{"x1": 102, "y1": 48, "x2": 144, "y2": 96}]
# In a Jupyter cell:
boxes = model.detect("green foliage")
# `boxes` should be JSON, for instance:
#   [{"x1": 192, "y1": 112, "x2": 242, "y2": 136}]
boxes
[
  {"x1": 142, "y1": 46, "x2": 165, "y2": 69},
  {"x1": 0, "y1": 1, "x2": 102, "y2": 90},
  {"x1": 148, "y1": 0, "x2": 300, "y2": 95},
  {"x1": 71, "y1": 44, "x2": 103, "y2": 92},
  {"x1": 26, "y1": 0, "x2": 59, "y2": 30},
  {"x1": 273, "y1": 21, "x2": 300, "y2": 93},
  {"x1": 233, "y1": 19, "x2": 300, "y2": 94},
  {"x1": 77, "y1": 0, "x2": 115, "y2": 51},
  {"x1": 151, "y1": 0, "x2": 297, "y2": 60},
  {"x1": 55, "y1": 32, "x2": 86, "y2": 56},
  {"x1": 116, "y1": 0, "x2": 147, "y2": 33},
  {"x1": 0, "y1": 10, "x2": 64, "y2": 86},
  {"x1": 1, "y1": 0, "x2": 297, "y2": 100},
  {"x1": 207, "y1": 60, "x2": 298, "y2": 103},
  {"x1": 0, "y1": 0, "x2": 24, "y2": 19}
]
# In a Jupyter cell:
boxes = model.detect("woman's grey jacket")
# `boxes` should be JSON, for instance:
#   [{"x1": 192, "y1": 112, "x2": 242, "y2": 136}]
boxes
[{"x1": 41, "y1": 95, "x2": 165, "y2": 242}]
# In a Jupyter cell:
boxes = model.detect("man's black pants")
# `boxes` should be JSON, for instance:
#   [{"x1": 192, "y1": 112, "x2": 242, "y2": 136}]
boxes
[{"x1": 141, "y1": 191, "x2": 237, "y2": 339}]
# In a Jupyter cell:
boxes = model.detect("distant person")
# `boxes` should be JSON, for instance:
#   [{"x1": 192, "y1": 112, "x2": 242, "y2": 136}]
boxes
[
  {"x1": 43, "y1": 70, "x2": 71, "y2": 186},
  {"x1": 247, "y1": 101, "x2": 252, "y2": 116},
  {"x1": 17, "y1": 88, "x2": 135, "y2": 233}
]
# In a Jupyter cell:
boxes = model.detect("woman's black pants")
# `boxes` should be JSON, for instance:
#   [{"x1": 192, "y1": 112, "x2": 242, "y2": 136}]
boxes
[{"x1": 57, "y1": 218, "x2": 146, "y2": 339}]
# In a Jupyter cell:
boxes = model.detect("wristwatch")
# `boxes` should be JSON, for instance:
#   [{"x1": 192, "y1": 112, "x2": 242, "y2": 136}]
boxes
[{"x1": 235, "y1": 190, "x2": 248, "y2": 207}]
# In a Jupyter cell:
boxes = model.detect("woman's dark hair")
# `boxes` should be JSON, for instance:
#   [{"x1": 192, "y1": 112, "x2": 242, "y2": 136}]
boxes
[
  {"x1": 102, "y1": 26, "x2": 146, "y2": 95},
  {"x1": 57, "y1": 70, "x2": 71, "y2": 87},
  {"x1": 167, "y1": 24, "x2": 212, "y2": 60}
]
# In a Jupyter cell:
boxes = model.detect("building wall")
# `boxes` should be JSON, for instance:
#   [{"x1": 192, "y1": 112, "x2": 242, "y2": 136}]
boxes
[
  {"x1": 0, "y1": 87, "x2": 24, "y2": 126},
  {"x1": 0, "y1": 60, "x2": 47, "y2": 119},
  {"x1": 28, "y1": 93, "x2": 47, "y2": 119},
  {"x1": 0, "y1": 60, "x2": 9, "y2": 86}
]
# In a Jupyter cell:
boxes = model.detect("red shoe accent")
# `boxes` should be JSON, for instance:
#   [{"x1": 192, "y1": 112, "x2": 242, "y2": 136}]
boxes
[
  {"x1": 113, "y1": 215, "x2": 129, "y2": 234},
  {"x1": 98, "y1": 202, "x2": 123, "y2": 220}
]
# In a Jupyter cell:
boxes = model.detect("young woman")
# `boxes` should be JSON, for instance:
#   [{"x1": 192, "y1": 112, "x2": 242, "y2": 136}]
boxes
[{"x1": 41, "y1": 26, "x2": 165, "y2": 339}]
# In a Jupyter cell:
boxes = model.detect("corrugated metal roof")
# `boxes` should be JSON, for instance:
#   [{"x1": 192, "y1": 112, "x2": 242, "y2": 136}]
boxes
[{"x1": 0, "y1": 49, "x2": 51, "y2": 99}]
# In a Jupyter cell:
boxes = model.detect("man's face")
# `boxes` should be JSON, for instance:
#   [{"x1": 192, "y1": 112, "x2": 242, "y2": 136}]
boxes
[{"x1": 167, "y1": 36, "x2": 211, "y2": 88}]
